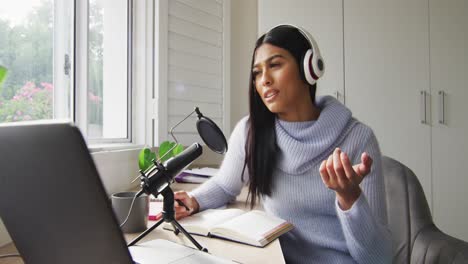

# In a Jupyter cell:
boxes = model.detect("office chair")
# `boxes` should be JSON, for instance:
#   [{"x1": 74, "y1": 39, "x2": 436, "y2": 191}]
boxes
[{"x1": 382, "y1": 156, "x2": 468, "y2": 264}]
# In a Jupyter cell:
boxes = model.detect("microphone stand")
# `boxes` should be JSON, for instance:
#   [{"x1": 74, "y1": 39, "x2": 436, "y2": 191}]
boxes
[
  {"x1": 127, "y1": 107, "x2": 227, "y2": 252},
  {"x1": 127, "y1": 186, "x2": 207, "y2": 252},
  {"x1": 127, "y1": 143, "x2": 208, "y2": 251}
]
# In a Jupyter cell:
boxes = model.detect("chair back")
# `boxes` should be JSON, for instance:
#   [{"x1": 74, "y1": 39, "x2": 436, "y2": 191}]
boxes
[{"x1": 382, "y1": 156, "x2": 433, "y2": 263}]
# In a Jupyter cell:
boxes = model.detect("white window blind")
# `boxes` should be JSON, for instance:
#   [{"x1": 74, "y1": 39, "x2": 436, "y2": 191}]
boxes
[{"x1": 154, "y1": 0, "x2": 230, "y2": 146}]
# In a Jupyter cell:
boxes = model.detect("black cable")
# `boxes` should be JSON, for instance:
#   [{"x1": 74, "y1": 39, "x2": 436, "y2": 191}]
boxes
[
  {"x1": 119, "y1": 191, "x2": 139, "y2": 228},
  {"x1": 0, "y1": 253, "x2": 22, "y2": 259}
]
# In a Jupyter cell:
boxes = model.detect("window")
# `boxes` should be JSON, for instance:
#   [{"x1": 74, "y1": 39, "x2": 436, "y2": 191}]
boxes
[
  {"x1": 1, "y1": 0, "x2": 230, "y2": 148},
  {"x1": 85, "y1": 0, "x2": 131, "y2": 142},
  {"x1": 0, "y1": 0, "x2": 63, "y2": 123},
  {"x1": 0, "y1": 0, "x2": 132, "y2": 144}
]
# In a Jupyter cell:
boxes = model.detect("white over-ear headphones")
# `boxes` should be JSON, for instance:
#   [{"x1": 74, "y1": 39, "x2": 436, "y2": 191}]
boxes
[{"x1": 267, "y1": 24, "x2": 325, "y2": 85}]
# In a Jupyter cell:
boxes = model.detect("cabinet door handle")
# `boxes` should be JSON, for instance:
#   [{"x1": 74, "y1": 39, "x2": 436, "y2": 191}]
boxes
[
  {"x1": 334, "y1": 91, "x2": 340, "y2": 101},
  {"x1": 420, "y1": 91, "x2": 427, "y2": 124},
  {"x1": 438, "y1": 90, "x2": 446, "y2": 125}
]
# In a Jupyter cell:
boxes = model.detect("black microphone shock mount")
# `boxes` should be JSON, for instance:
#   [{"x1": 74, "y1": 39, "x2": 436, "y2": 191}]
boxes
[{"x1": 127, "y1": 107, "x2": 228, "y2": 253}]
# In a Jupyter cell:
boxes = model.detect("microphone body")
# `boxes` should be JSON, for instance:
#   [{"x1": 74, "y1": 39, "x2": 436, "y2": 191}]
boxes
[
  {"x1": 141, "y1": 143, "x2": 203, "y2": 195},
  {"x1": 164, "y1": 142, "x2": 203, "y2": 177}
]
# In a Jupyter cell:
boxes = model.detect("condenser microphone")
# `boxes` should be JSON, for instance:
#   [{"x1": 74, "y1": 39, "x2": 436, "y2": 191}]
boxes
[{"x1": 140, "y1": 143, "x2": 203, "y2": 196}]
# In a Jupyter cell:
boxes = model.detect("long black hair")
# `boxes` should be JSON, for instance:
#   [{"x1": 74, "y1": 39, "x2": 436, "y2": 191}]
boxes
[{"x1": 244, "y1": 25, "x2": 317, "y2": 208}]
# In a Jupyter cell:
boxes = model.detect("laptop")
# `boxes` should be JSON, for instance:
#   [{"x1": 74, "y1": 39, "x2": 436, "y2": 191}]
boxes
[{"x1": 0, "y1": 122, "x2": 233, "y2": 264}]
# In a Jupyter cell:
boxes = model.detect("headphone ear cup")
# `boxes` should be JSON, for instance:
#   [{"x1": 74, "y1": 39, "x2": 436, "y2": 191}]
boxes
[
  {"x1": 303, "y1": 49, "x2": 317, "y2": 85},
  {"x1": 312, "y1": 53, "x2": 325, "y2": 79}
]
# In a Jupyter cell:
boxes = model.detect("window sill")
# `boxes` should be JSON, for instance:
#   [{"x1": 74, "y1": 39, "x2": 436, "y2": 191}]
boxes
[{"x1": 88, "y1": 143, "x2": 145, "y2": 153}]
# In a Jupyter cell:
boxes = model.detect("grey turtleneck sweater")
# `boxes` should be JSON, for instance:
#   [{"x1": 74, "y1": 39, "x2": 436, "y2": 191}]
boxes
[{"x1": 190, "y1": 96, "x2": 392, "y2": 263}]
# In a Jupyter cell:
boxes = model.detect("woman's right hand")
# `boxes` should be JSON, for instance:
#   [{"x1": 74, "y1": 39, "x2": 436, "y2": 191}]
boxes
[{"x1": 173, "y1": 191, "x2": 199, "y2": 220}]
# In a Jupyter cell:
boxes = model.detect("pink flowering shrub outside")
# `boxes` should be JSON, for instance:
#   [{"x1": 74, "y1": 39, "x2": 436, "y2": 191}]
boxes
[
  {"x1": 0, "y1": 82, "x2": 102, "y2": 123},
  {"x1": 0, "y1": 82, "x2": 53, "y2": 122}
]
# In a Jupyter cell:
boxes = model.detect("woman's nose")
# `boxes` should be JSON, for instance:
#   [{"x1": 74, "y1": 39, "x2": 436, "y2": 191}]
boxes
[{"x1": 261, "y1": 71, "x2": 272, "y2": 86}]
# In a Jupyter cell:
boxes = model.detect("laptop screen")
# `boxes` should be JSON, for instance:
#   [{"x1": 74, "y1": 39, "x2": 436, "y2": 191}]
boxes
[{"x1": 0, "y1": 123, "x2": 133, "y2": 264}]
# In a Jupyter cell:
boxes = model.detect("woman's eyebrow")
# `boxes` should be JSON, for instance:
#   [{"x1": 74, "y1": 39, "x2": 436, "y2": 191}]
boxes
[{"x1": 253, "y1": 54, "x2": 285, "y2": 68}]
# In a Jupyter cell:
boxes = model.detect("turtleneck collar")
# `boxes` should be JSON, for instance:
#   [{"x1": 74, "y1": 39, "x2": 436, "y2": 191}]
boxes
[{"x1": 275, "y1": 95, "x2": 357, "y2": 175}]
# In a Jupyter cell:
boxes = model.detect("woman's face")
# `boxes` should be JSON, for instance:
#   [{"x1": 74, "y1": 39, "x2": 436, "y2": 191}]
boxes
[{"x1": 253, "y1": 43, "x2": 311, "y2": 118}]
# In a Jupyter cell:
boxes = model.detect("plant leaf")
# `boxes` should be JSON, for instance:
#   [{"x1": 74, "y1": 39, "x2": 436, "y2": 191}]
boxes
[
  {"x1": 173, "y1": 143, "x2": 184, "y2": 156},
  {"x1": 0, "y1": 66, "x2": 8, "y2": 86},
  {"x1": 138, "y1": 148, "x2": 149, "y2": 170},
  {"x1": 158, "y1": 141, "x2": 176, "y2": 162},
  {"x1": 138, "y1": 148, "x2": 156, "y2": 171}
]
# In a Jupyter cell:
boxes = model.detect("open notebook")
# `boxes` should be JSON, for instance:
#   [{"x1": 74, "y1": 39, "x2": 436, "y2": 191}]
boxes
[{"x1": 164, "y1": 209, "x2": 294, "y2": 247}]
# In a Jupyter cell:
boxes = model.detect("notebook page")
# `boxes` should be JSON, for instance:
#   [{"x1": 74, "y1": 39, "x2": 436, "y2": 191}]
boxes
[
  {"x1": 129, "y1": 239, "x2": 235, "y2": 263},
  {"x1": 179, "y1": 208, "x2": 245, "y2": 230},
  {"x1": 212, "y1": 210, "x2": 288, "y2": 242}
]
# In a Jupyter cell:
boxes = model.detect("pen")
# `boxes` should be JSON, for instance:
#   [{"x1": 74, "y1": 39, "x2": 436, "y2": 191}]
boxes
[{"x1": 175, "y1": 199, "x2": 190, "y2": 211}]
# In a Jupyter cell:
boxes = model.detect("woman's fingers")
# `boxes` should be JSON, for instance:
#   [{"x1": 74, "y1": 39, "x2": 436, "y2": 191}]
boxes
[
  {"x1": 173, "y1": 191, "x2": 192, "y2": 220},
  {"x1": 326, "y1": 154, "x2": 338, "y2": 189},
  {"x1": 333, "y1": 148, "x2": 348, "y2": 188},
  {"x1": 360, "y1": 152, "x2": 373, "y2": 175},
  {"x1": 320, "y1": 149, "x2": 373, "y2": 191},
  {"x1": 340, "y1": 151, "x2": 359, "y2": 185},
  {"x1": 319, "y1": 160, "x2": 330, "y2": 186},
  {"x1": 352, "y1": 152, "x2": 373, "y2": 178},
  {"x1": 174, "y1": 191, "x2": 189, "y2": 201},
  {"x1": 174, "y1": 202, "x2": 191, "y2": 220},
  {"x1": 175, "y1": 206, "x2": 191, "y2": 220}
]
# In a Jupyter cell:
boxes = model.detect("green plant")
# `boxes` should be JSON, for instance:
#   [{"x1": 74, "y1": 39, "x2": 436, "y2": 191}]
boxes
[
  {"x1": 0, "y1": 66, "x2": 7, "y2": 90},
  {"x1": 138, "y1": 141, "x2": 185, "y2": 171}
]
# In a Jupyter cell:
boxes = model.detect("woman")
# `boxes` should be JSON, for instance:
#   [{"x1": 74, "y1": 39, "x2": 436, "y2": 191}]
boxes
[{"x1": 173, "y1": 25, "x2": 392, "y2": 263}]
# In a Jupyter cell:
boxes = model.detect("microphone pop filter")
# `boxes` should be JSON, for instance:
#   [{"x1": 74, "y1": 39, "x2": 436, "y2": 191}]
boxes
[{"x1": 195, "y1": 109, "x2": 228, "y2": 154}]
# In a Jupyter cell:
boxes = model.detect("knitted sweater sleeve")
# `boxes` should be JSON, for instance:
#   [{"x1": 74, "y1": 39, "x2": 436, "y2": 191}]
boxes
[
  {"x1": 189, "y1": 117, "x2": 249, "y2": 210},
  {"x1": 335, "y1": 127, "x2": 392, "y2": 264}
]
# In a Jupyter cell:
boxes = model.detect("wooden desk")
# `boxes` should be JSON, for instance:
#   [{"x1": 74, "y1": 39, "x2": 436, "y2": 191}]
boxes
[
  {"x1": 125, "y1": 182, "x2": 285, "y2": 264},
  {"x1": 0, "y1": 244, "x2": 21, "y2": 264},
  {"x1": 0, "y1": 183, "x2": 285, "y2": 264}
]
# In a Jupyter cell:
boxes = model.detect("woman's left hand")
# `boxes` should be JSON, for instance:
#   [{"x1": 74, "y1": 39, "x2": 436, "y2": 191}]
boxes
[{"x1": 319, "y1": 148, "x2": 373, "y2": 210}]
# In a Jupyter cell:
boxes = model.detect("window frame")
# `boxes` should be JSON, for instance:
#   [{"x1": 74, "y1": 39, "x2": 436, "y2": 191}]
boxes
[
  {"x1": 73, "y1": 0, "x2": 148, "y2": 148},
  {"x1": 53, "y1": 0, "x2": 74, "y2": 121}
]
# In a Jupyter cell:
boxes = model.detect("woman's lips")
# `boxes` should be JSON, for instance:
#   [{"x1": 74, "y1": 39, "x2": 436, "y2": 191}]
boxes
[{"x1": 264, "y1": 90, "x2": 279, "y2": 103}]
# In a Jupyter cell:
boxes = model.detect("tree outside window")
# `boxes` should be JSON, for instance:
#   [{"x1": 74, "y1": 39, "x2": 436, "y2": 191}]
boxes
[{"x1": 0, "y1": 0, "x2": 103, "y2": 125}]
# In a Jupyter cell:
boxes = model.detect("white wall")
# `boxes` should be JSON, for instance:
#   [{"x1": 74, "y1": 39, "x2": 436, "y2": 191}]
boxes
[
  {"x1": 230, "y1": 0, "x2": 257, "y2": 128},
  {"x1": 165, "y1": 0, "x2": 258, "y2": 174},
  {"x1": 194, "y1": 0, "x2": 258, "y2": 169}
]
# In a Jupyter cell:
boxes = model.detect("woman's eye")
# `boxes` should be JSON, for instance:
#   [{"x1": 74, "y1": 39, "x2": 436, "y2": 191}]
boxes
[
  {"x1": 270, "y1": 63, "x2": 280, "y2": 68},
  {"x1": 252, "y1": 71, "x2": 260, "y2": 77}
]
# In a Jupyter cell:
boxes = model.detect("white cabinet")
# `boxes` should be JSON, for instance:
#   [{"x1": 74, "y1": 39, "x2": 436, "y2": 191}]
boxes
[
  {"x1": 429, "y1": 0, "x2": 468, "y2": 240},
  {"x1": 258, "y1": 0, "x2": 345, "y2": 101},
  {"x1": 344, "y1": 0, "x2": 468, "y2": 241},
  {"x1": 343, "y1": 0, "x2": 433, "y2": 209}
]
